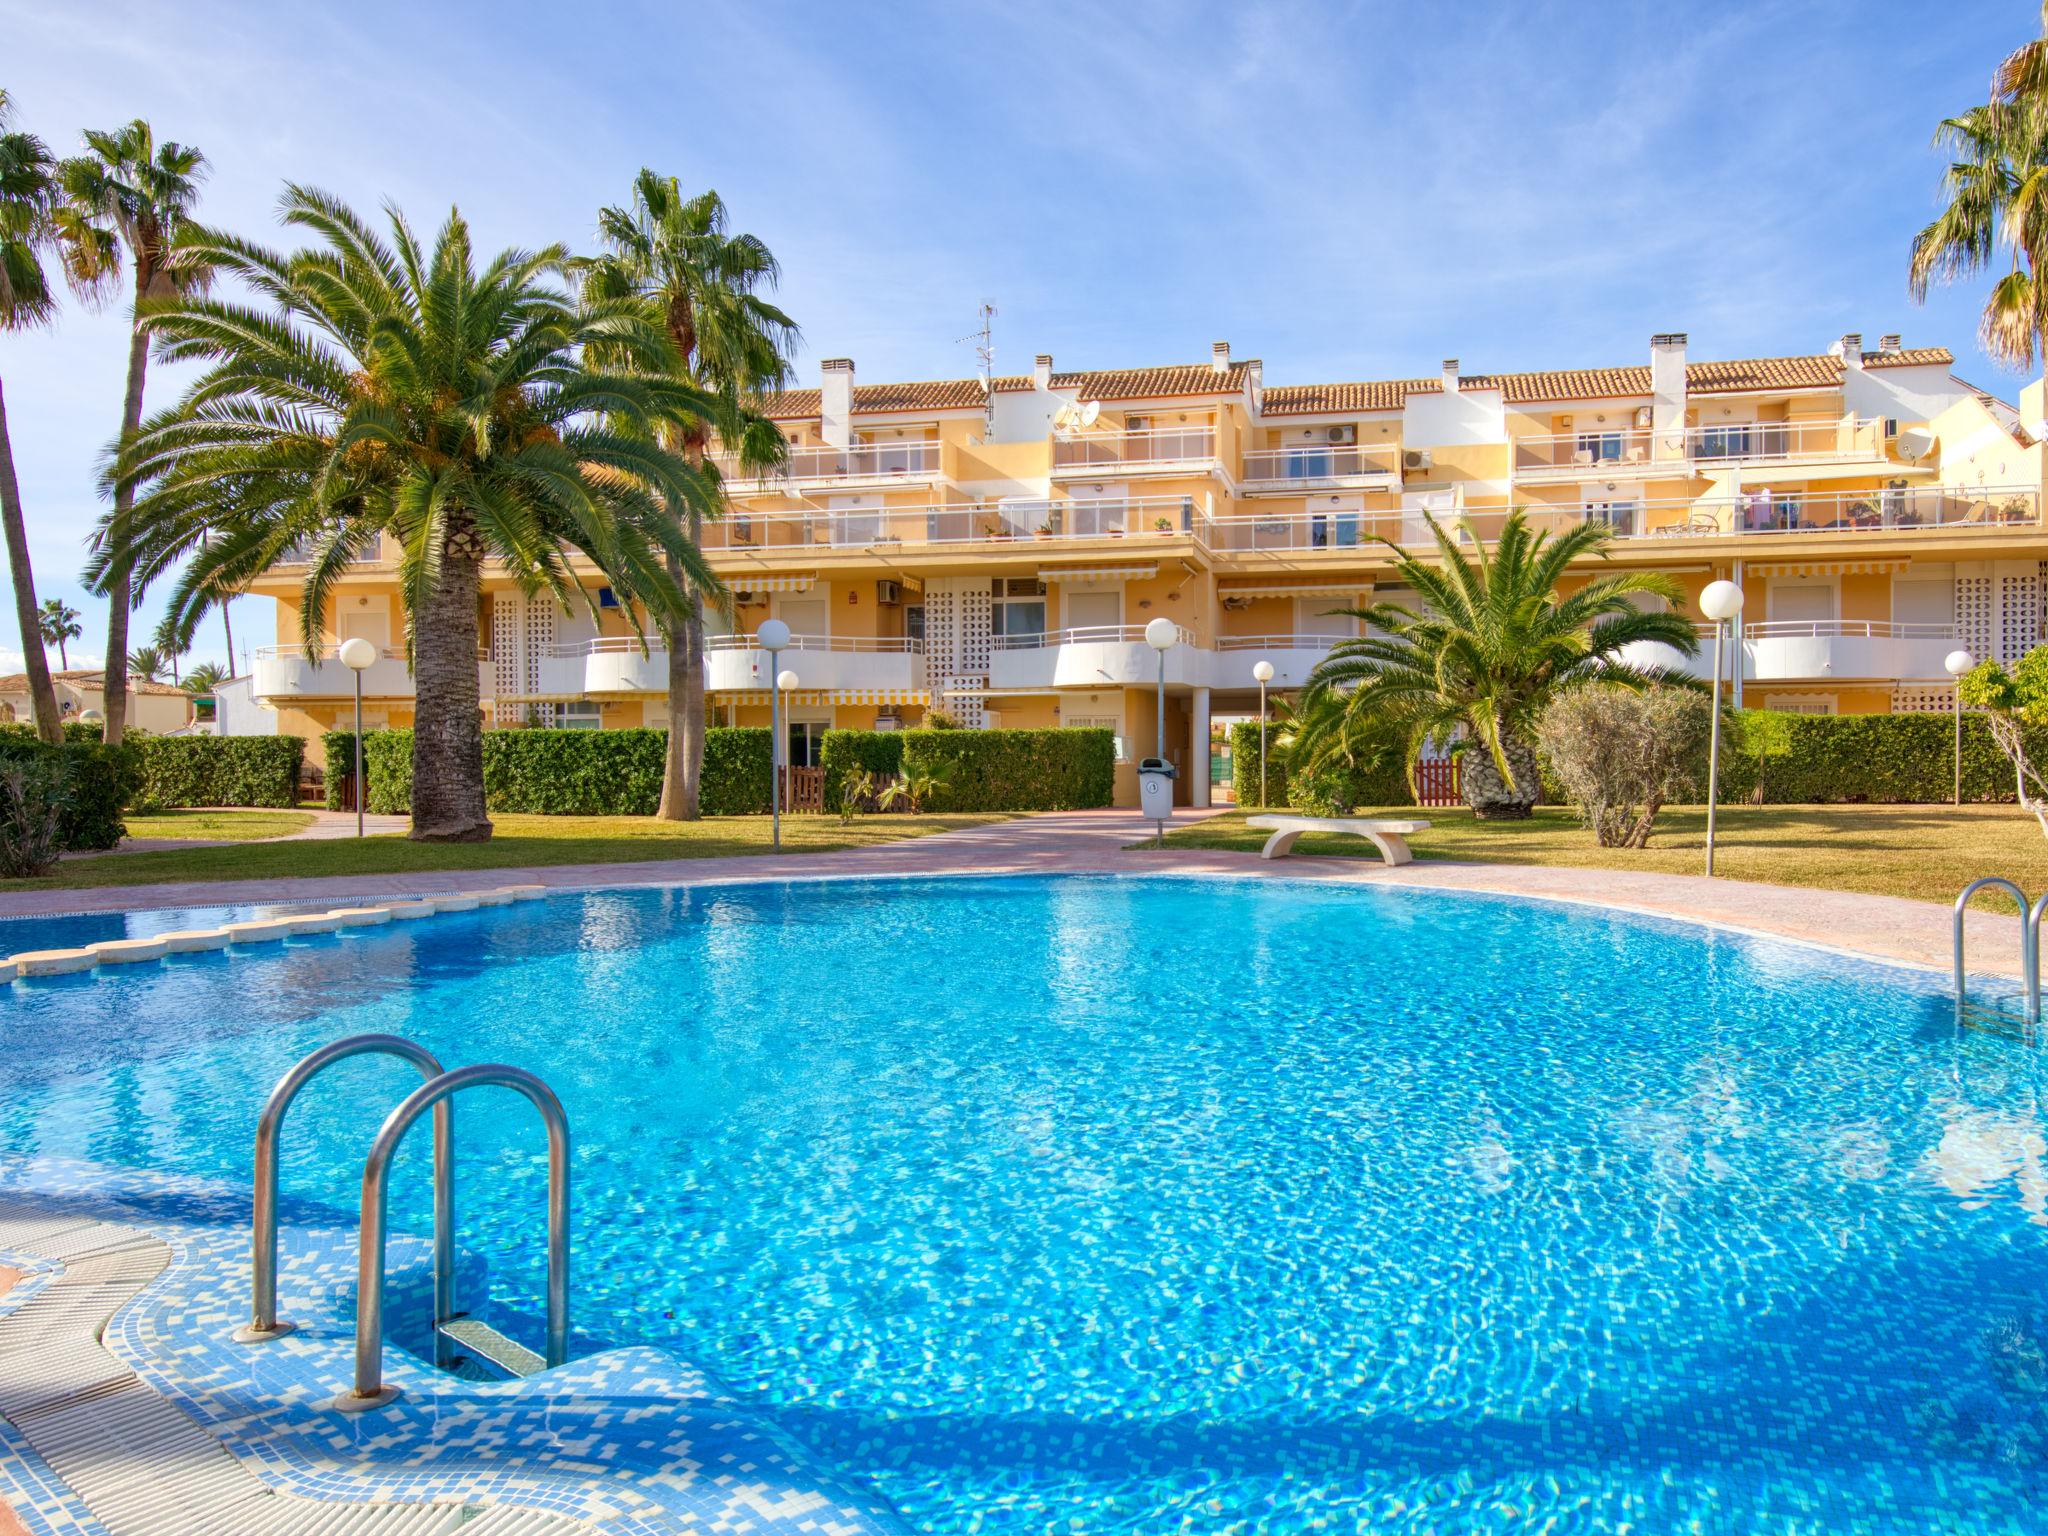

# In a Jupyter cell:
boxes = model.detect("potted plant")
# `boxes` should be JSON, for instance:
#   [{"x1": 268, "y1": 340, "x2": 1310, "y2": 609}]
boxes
[{"x1": 1152, "y1": 515, "x2": 1173, "y2": 532}]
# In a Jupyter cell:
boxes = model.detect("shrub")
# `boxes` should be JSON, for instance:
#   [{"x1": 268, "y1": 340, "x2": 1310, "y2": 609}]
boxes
[
  {"x1": 898, "y1": 728, "x2": 1114, "y2": 811},
  {"x1": 1228, "y1": 720, "x2": 1412, "y2": 813},
  {"x1": 321, "y1": 730, "x2": 358, "y2": 809},
  {"x1": 819, "y1": 730, "x2": 905, "y2": 811},
  {"x1": 1718, "y1": 709, "x2": 2045, "y2": 805},
  {"x1": 340, "y1": 727, "x2": 775, "y2": 816},
  {"x1": 1538, "y1": 688, "x2": 1713, "y2": 848},
  {"x1": 1959, "y1": 645, "x2": 2048, "y2": 837},
  {"x1": 0, "y1": 736, "x2": 136, "y2": 852},
  {"x1": 135, "y1": 736, "x2": 304, "y2": 808},
  {"x1": 922, "y1": 709, "x2": 963, "y2": 730},
  {"x1": 0, "y1": 759, "x2": 68, "y2": 877}
]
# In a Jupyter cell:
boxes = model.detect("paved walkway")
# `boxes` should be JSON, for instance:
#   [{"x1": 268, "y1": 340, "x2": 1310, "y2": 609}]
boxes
[
  {"x1": 68, "y1": 810, "x2": 412, "y2": 861},
  {"x1": 1, "y1": 808, "x2": 2030, "y2": 980}
]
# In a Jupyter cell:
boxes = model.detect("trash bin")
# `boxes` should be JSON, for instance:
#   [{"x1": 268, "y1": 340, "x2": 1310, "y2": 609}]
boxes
[{"x1": 1137, "y1": 757, "x2": 1177, "y2": 821}]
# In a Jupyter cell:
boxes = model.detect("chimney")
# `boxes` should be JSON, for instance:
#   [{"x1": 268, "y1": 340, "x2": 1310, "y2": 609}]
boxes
[
  {"x1": 1212, "y1": 340, "x2": 1232, "y2": 374},
  {"x1": 1878, "y1": 333, "x2": 1902, "y2": 354},
  {"x1": 1033, "y1": 353, "x2": 1053, "y2": 389},
  {"x1": 1441, "y1": 358, "x2": 1461, "y2": 394},
  {"x1": 1650, "y1": 333, "x2": 1687, "y2": 455},
  {"x1": 820, "y1": 357, "x2": 854, "y2": 447},
  {"x1": 1832, "y1": 333, "x2": 1863, "y2": 369}
]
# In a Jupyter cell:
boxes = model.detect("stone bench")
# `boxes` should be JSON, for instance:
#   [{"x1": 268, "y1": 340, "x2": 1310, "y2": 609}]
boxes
[{"x1": 1245, "y1": 814, "x2": 1432, "y2": 866}]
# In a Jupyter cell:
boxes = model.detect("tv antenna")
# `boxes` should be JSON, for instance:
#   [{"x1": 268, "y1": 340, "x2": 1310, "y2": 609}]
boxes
[{"x1": 959, "y1": 301, "x2": 996, "y2": 434}]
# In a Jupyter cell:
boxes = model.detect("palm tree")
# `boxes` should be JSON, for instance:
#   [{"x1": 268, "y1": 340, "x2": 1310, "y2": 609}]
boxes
[
  {"x1": 587, "y1": 174, "x2": 795, "y2": 819},
  {"x1": 57, "y1": 119, "x2": 207, "y2": 747},
  {"x1": 180, "y1": 660, "x2": 224, "y2": 696},
  {"x1": 1909, "y1": 15, "x2": 2048, "y2": 379},
  {"x1": 0, "y1": 91, "x2": 65, "y2": 742},
  {"x1": 36, "y1": 597, "x2": 79, "y2": 670},
  {"x1": 1300, "y1": 511, "x2": 1702, "y2": 819},
  {"x1": 126, "y1": 643, "x2": 168, "y2": 682},
  {"x1": 94, "y1": 188, "x2": 719, "y2": 841}
]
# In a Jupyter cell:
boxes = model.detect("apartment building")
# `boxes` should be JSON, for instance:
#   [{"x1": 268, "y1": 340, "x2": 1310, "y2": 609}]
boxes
[{"x1": 245, "y1": 331, "x2": 2048, "y2": 806}]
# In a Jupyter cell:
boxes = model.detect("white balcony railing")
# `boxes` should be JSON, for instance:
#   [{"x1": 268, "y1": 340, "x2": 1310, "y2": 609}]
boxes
[
  {"x1": 1512, "y1": 426, "x2": 1658, "y2": 474},
  {"x1": 250, "y1": 645, "x2": 491, "y2": 702},
  {"x1": 1053, "y1": 426, "x2": 1217, "y2": 471},
  {"x1": 703, "y1": 634, "x2": 925, "y2": 693},
  {"x1": 1619, "y1": 621, "x2": 1964, "y2": 685},
  {"x1": 1512, "y1": 417, "x2": 1890, "y2": 476},
  {"x1": 1517, "y1": 486, "x2": 2040, "y2": 540},
  {"x1": 1240, "y1": 444, "x2": 1399, "y2": 483},
  {"x1": 990, "y1": 624, "x2": 1198, "y2": 652},
  {"x1": 704, "y1": 496, "x2": 1204, "y2": 551},
  {"x1": 987, "y1": 624, "x2": 1205, "y2": 690},
  {"x1": 716, "y1": 440, "x2": 939, "y2": 484}
]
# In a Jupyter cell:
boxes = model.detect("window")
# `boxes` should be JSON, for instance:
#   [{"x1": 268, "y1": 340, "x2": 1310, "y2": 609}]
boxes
[
  {"x1": 558, "y1": 703, "x2": 602, "y2": 730},
  {"x1": 905, "y1": 604, "x2": 925, "y2": 642},
  {"x1": 991, "y1": 577, "x2": 1046, "y2": 641},
  {"x1": 1576, "y1": 432, "x2": 1623, "y2": 463},
  {"x1": 1698, "y1": 424, "x2": 1754, "y2": 459},
  {"x1": 596, "y1": 587, "x2": 620, "y2": 609},
  {"x1": 1763, "y1": 694, "x2": 1837, "y2": 715},
  {"x1": 786, "y1": 719, "x2": 827, "y2": 767}
]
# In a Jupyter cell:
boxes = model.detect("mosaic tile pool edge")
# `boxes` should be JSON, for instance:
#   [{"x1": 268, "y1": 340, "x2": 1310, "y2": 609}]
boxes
[{"x1": 0, "y1": 1154, "x2": 908, "y2": 1536}]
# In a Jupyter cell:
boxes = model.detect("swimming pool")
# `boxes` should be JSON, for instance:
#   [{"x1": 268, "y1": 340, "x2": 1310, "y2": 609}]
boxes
[{"x1": 1, "y1": 874, "x2": 2041, "y2": 1533}]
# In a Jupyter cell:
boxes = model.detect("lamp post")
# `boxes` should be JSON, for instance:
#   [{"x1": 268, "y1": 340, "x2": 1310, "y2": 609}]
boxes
[
  {"x1": 757, "y1": 620, "x2": 790, "y2": 850},
  {"x1": 1142, "y1": 618, "x2": 1179, "y2": 844},
  {"x1": 1945, "y1": 648, "x2": 1976, "y2": 806},
  {"x1": 1251, "y1": 660, "x2": 1275, "y2": 808},
  {"x1": 338, "y1": 639, "x2": 378, "y2": 837},
  {"x1": 1698, "y1": 579, "x2": 1745, "y2": 877}
]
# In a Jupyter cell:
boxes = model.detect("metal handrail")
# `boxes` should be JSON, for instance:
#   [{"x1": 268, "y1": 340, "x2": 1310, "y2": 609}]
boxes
[
  {"x1": 1954, "y1": 878, "x2": 2037, "y2": 1028},
  {"x1": 342, "y1": 1063, "x2": 570, "y2": 1410},
  {"x1": 240, "y1": 1034, "x2": 452, "y2": 1350}
]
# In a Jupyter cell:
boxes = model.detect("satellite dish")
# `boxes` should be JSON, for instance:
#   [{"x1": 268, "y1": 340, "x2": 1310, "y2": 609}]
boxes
[
  {"x1": 1895, "y1": 426, "x2": 1936, "y2": 463},
  {"x1": 1077, "y1": 400, "x2": 1101, "y2": 429},
  {"x1": 1051, "y1": 403, "x2": 1078, "y2": 435}
]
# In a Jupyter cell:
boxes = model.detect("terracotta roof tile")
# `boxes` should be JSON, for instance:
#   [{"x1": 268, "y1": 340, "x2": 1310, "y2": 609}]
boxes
[
  {"x1": 759, "y1": 348, "x2": 1960, "y2": 421},
  {"x1": 0, "y1": 669, "x2": 191, "y2": 698}
]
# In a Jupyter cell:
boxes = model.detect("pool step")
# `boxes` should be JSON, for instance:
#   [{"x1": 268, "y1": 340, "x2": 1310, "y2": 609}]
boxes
[{"x1": 436, "y1": 1318, "x2": 545, "y2": 1380}]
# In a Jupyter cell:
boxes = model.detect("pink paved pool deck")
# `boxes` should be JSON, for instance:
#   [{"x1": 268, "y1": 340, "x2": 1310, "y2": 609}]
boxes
[{"x1": 0, "y1": 808, "x2": 2028, "y2": 981}]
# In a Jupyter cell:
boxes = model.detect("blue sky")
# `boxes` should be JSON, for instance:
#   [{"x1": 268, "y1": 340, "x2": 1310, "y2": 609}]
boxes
[{"x1": 0, "y1": 0, "x2": 2035, "y2": 672}]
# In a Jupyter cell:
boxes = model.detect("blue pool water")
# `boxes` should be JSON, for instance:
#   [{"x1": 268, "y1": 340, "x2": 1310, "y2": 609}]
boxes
[
  {"x1": 2, "y1": 874, "x2": 2044, "y2": 1533},
  {"x1": 0, "y1": 898, "x2": 343, "y2": 955}
]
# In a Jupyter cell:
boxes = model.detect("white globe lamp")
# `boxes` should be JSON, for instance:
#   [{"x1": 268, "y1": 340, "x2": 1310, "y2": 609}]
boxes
[
  {"x1": 1250, "y1": 660, "x2": 1276, "y2": 808},
  {"x1": 1698, "y1": 579, "x2": 1745, "y2": 877},
  {"x1": 337, "y1": 637, "x2": 379, "y2": 837},
  {"x1": 756, "y1": 619, "x2": 790, "y2": 653},
  {"x1": 1144, "y1": 616, "x2": 1179, "y2": 651},
  {"x1": 1945, "y1": 649, "x2": 1976, "y2": 806}
]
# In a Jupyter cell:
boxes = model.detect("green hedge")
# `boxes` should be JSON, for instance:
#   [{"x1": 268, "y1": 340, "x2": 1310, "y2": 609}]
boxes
[
  {"x1": 332, "y1": 727, "x2": 775, "y2": 816},
  {"x1": 819, "y1": 730, "x2": 906, "y2": 811},
  {"x1": 1227, "y1": 721, "x2": 1413, "y2": 814},
  {"x1": 134, "y1": 736, "x2": 303, "y2": 808},
  {"x1": 1722, "y1": 710, "x2": 2047, "y2": 804},
  {"x1": 899, "y1": 727, "x2": 1115, "y2": 812},
  {"x1": 0, "y1": 736, "x2": 137, "y2": 851}
]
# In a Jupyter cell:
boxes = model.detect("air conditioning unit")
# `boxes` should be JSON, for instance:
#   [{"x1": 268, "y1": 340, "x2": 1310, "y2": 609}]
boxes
[
  {"x1": 1402, "y1": 449, "x2": 1433, "y2": 472},
  {"x1": 874, "y1": 712, "x2": 901, "y2": 731},
  {"x1": 876, "y1": 579, "x2": 903, "y2": 606},
  {"x1": 1326, "y1": 425, "x2": 1358, "y2": 445}
]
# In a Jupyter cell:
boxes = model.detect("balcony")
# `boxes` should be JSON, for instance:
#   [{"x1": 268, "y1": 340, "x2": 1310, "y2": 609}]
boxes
[
  {"x1": 1516, "y1": 485, "x2": 2040, "y2": 541},
  {"x1": 703, "y1": 634, "x2": 925, "y2": 694},
  {"x1": 1239, "y1": 443, "x2": 1399, "y2": 491},
  {"x1": 1511, "y1": 417, "x2": 1890, "y2": 481},
  {"x1": 1052, "y1": 426, "x2": 1218, "y2": 475},
  {"x1": 251, "y1": 646, "x2": 492, "y2": 702},
  {"x1": 1200, "y1": 505, "x2": 1420, "y2": 552},
  {"x1": 717, "y1": 440, "x2": 940, "y2": 489},
  {"x1": 1617, "y1": 621, "x2": 1963, "y2": 685},
  {"x1": 1210, "y1": 634, "x2": 1340, "y2": 689},
  {"x1": 700, "y1": 496, "x2": 1205, "y2": 552},
  {"x1": 988, "y1": 624, "x2": 1205, "y2": 691}
]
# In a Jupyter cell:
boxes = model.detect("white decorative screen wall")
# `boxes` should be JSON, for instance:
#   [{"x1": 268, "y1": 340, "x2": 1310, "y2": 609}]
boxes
[
  {"x1": 1956, "y1": 575, "x2": 1995, "y2": 664},
  {"x1": 2002, "y1": 567, "x2": 2044, "y2": 662},
  {"x1": 523, "y1": 601, "x2": 557, "y2": 726},
  {"x1": 922, "y1": 578, "x2": 993, "y2": 727},
  {"x1": 1890, "y1": 686, "x2": 1952, "y2": 714}
]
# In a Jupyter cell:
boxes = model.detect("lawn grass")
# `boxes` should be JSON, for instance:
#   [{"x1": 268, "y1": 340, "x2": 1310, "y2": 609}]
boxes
[
  {"x1": 28, "y1": 812, "x2": 1009, "y2": 892},
  {"x1": 1151, "y1": 803, "x2": 2048, "y2": 906},
  {"x1": 121, "y1": 809, "x2": 318, "y2": 841}
]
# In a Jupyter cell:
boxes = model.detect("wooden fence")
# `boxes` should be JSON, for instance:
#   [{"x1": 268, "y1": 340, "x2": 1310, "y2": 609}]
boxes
[
  {"x1": 1413, "y1": 759, "x2": 1461, "y2": 807},
  {"x1": 780, "y1": 765, "x2": 826, "y2": 813}
]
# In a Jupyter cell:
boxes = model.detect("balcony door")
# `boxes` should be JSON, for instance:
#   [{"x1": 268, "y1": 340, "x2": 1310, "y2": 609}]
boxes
[
  {"x1": 1768, "y1": 581, "x2": 1835, "y2": 633},
  {"x1": 1063, "y1": 588, "x2": 1121, "y2": 638},
  {"x1": 338, "y1": 608, "x2": 390, "y2": 656},
  {"x1": 777, "y1": 597, "x2": 829, "y2": 645}
]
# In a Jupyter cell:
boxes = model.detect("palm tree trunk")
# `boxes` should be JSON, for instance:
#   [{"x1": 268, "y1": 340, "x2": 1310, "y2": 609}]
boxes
[
  {"x1": 655, "y1": 440, "x2": 706, "y2": 821},
  {"x1": 409, "y1": 527, "x2": 491, "y2": 842},
  {"x1": 0, "y1": 376, "x2": 63, "y2": 743},
  {"x1": 57, "y1": 639, "x2": 67, "y2": 670},
  {"x1": 100, "y1": 320, "x2": 150, "y2": 746}
]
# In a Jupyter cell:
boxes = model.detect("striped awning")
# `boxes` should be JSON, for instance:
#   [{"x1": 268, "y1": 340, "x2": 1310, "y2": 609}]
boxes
[
  {"x1": 1747, "y1": 560, "x2": 1909, "y2": 577},
  {"x1": 715, "y1": 688, "x2": 928, "y2": 707},
  {"x1": 1041, "y1": 564, "x2": 1157, "y2": 584},
  {"x1": 729, "y1": 574, "x2": 817, "y2": 594},
  {"x1": 1218, "y1": 581, "x2": 1373, "y2": 599}
]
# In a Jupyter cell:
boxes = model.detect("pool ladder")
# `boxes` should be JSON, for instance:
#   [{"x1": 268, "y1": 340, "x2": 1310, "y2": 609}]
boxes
[
  {"x1": 235, "y1": 1033, "x2": 571, "y2": 1411},
  {"x1": 1954, "y1": 878, "x2": 2045, "y2": 1033}
]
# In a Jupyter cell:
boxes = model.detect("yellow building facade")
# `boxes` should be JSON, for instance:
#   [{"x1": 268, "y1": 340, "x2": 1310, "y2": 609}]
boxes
[{"x1": 244, "y1": 332, "x2": 2048, "y2": 806}]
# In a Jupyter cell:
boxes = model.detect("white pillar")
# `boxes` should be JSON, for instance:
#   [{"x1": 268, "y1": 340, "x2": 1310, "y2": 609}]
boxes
[{"x1": 1190, "y1": 686, "x2": 1212, "y2": 809}]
